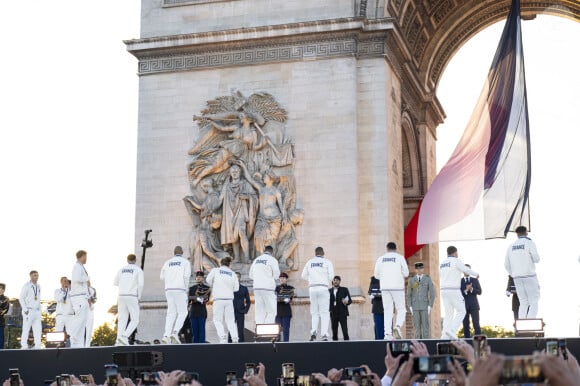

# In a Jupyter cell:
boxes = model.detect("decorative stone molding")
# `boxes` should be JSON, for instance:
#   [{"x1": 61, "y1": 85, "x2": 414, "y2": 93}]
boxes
[{"x1": 126, "y1": 18, "x2": 394, "y2": 75}]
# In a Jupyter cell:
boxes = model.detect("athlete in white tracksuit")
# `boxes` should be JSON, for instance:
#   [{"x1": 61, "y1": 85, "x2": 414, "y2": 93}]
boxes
[
  {"x1": 19, "y1": 271, "x2": 42, "y2": 349},
  {"x1": 70, "y1": 250, "x2": 91, "y2": 348},
  {"x1": 439, "y1": 245, "x2": 479, "y2": 339},
  {"x1": 160, "y1": 246, "x2": 191, "y2": 344},
  {"x1": 206, "y1": 257, "x2": 239, "y2": 343},
  {"x1": 374, "y1": 242, "x2": 409, "y2": 339},
  {"x1": 504, "y1": 226, "x2": 540, "y2": 319},
  {"x1": 114, "y1": 254, "x2": 144, "y2": 345},
  {"x1": 301, "y1": 246, "x2": 334, "y2": 340},
  {"x1": 54, "y1": 277, "x2": 74, "y2": 334},
  {"x1": 249, "y1": 247, "x2": 280, "y2": 324}
]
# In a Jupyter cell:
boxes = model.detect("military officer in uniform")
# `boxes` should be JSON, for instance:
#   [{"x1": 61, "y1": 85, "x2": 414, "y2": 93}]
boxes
[{"x1": 406, "y1": 262, "x2": 436, "y2": 339}]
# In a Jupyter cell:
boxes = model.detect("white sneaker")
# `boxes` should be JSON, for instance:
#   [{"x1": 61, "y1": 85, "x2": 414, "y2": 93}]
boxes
[
  {"x1": 115, "y1": 337, "x2": 128, "y2": 346},
  {"x1": 393, "y1": 326, "x2": 402, "y2": 339},
  {"x1": 170, "y1": 334, "x2": 181, "y2": 344},
  {"x1": 161, "y1": 336, "x2": 171, "y2": 344}
]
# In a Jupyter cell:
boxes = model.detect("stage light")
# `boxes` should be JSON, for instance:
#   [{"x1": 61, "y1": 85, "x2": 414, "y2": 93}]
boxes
[
  {"x1": 45, "y1": 331, "x2": 67, "y2": 348},
  {"x1": 514, "y1": 318, "x2": 545, "y2": 337},
  {"x1": 255, "y1": 323, "x2": 281, "y2": 342}
]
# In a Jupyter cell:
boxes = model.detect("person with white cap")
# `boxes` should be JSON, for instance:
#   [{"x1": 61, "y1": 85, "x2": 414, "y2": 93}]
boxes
[{"x1": 160, "y1": 245, "x2": 191, "y2": 344}]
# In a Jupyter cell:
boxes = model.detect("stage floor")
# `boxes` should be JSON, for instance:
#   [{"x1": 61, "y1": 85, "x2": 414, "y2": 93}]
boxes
[{"x1": 1, "y1": 337, "x2": 578, "y2": 385}]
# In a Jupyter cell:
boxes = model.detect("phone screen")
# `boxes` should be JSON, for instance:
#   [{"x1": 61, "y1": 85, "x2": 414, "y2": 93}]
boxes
[
  {"x1": 558, "y1": 339, "x2": 568, "y2": 360},
  {"x1": 499, "y1": 356, "x2": 544, "y2": 384},
  {"x1": 473, "y1": 335, "x2": 487, "y2": 359},
  {"x1": 413, "y1": 356, "x2": 452, "y2": 374},
  {"x1": 244, "y1": 363, "x2": 256, "y2": 377}
]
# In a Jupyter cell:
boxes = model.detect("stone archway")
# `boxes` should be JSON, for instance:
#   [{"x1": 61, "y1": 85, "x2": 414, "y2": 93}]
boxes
[{"x1": 126, "y1": 0, "x2": 580, "y2": 341}]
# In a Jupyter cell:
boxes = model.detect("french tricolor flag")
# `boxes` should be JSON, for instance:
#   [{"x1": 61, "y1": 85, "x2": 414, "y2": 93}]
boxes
[{"x1": 404, "y1": 0, "x2": 531, "y2": 258}]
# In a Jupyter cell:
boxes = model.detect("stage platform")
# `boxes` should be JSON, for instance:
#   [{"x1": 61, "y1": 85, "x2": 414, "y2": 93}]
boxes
[{"x1": 1, "y1": 338, "x2": 579, "y2": 385}]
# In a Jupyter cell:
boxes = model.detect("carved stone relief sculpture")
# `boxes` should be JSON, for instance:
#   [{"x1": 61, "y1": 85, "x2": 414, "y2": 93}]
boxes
[{"x1": 185, "y1": 91, "x2": 304, "y2": 274}]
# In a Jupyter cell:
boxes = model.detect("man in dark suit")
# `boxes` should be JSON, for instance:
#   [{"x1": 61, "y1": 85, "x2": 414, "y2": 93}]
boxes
[
  {"x1": 231, "y1": 272, "x2": 251, "y2": 342},
  {"x1": 329, "y1": 275, "x2": 352, "y2": 341},
  {"x1": 461, "y1": 264, "x2": 482, "y2": 338}
]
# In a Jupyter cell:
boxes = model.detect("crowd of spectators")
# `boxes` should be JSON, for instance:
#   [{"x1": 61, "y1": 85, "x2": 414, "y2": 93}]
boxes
[{"x1": 2, "y1": 339, "x2": 578, "y2": 385}]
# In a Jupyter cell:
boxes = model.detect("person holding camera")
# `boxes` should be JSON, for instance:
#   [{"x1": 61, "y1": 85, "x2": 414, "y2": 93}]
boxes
[
  {"x1": 19, "y1": 270, "x2": 42, "y2": 349},
  {"x1": 114, "y1": 253, "x2": 144, "y2": 346}
]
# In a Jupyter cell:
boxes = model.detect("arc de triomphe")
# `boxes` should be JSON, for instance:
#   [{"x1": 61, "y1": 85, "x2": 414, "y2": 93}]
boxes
[{"x1": 125, "y1": 0, "x2": 580, "y2": 342}]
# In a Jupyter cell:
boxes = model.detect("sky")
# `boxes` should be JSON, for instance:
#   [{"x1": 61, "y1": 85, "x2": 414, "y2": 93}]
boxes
[{"x1": 0, "y1": 3, "x2": 578, "y2": 337}]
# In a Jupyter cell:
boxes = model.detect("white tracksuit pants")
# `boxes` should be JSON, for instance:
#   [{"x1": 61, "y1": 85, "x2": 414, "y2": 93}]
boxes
[
  {"x1": 254, "y1": 289, "x2": 277, "y2": 324},
  {"x1": 85, "y1": 307, "x2": 94, "y2": 347},
  {"x1": 381, "y1": 289, "x2": 406, "y2": 338},
  {"x1": 55, "y1": 314, "x2": 73, "y2": 333},
  {"x1": 213, "y1": 299, "x2": 238, "y2": 343},
  {"x1": 164, "y1": 290, "x2": 188, "y2": 338},
  {"x1": 20, "y1": 309, "x2": 42, "y2": 349},
  {"x1": 69, "y1": 298, "x2": 89, "y2": 348},
  {"x1": 514, "y1": 275, "x2": 540, "y2": 318},
  {"x1": 441, "y1": 289, "x2": 466, "y2": 337},
  {"x1": 117, "y1": 296, "x2": 140, "y2": 339},
  {"x1": 309, "y1": 286, "x2": 330, "y2": 337}
]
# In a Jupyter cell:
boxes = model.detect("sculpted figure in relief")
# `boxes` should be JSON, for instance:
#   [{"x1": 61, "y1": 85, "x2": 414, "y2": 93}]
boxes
[{"x1": 185, "y1": 90, "x2": 303, "y2": 271}]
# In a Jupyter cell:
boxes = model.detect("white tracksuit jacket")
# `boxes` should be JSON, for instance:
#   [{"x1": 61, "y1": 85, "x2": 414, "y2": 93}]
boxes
[
  {"x1": 249, "y1": 253, "x2": 280, "y2": 290},
  {"x1": 373, "y1": 252, "x2": 409, "y2": 290},
  {"x1": 160, "y1": 255, "x2": 191, "y2": 291},
  {"x1": 504, "y1": 236, "x2": 540, "y2": 278},
  {"x1": 439, "y1": 256, "x2": 479, "y2": 290},
  {"x1": 301, "y1": 256, "x2": 334, "y2": 287},
  {"x1": 206, "y1": 266, "x2": 239, "y2": 300},
  {"x1": 114, "y1": 263, "x2": 144, "y2": 299}
]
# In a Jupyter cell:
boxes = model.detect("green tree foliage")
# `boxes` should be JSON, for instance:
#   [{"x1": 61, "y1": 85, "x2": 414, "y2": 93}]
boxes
[
  {"x1": 91, "y1": 322, "x2": 117, "y2": 347},
  {"x1": 459, "y1": 325, "x2": 515, "y2": 338}
]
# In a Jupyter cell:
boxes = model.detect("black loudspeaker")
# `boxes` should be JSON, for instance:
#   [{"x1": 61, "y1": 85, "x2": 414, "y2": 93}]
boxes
[{"x1": 113, "y1": 351, "x2": 163, "y2": 369}]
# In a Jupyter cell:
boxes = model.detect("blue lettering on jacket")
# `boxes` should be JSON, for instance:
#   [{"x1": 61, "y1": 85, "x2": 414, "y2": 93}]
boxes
[
  {"x1": 382, "y1": 257, "x2": 396, "y2": 263},
  {"x1": 122, "y1": 269, "x2": 134, "y2": 274},
  {"x1": 220, "y1": 270, "x2": 233, "y2": 276},
  {"x1": 169, "y1": 262, "x2": 181, "y2": 267},
  {"x1": 440, "y1": 262, "x2": 451, "y2": 269},
  {"x1": 512, "y1": 245, "x2": 525, "y2": 250},
  {"x1": 311, "y1": 262, "x2": 324, "y2": 268},
  {"x1": 255, "y1": 259, "x2": 268, "y2": 265}
]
